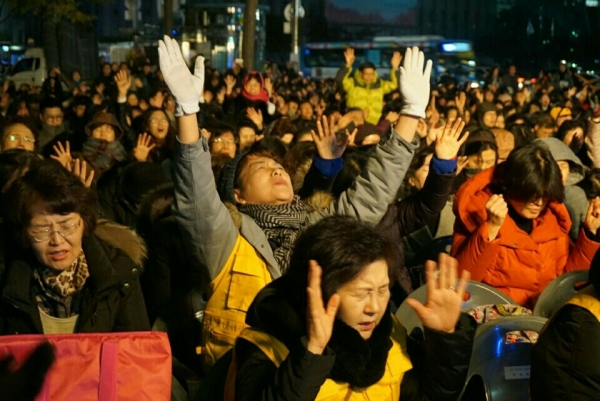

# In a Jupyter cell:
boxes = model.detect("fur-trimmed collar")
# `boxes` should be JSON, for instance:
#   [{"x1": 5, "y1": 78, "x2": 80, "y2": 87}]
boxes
[
  {"x1": 224, "y1": 191, "x2": 334, "y2": 229},
  {"x1": 94, "y1": 220, "x2": 147, "y2": 267}
]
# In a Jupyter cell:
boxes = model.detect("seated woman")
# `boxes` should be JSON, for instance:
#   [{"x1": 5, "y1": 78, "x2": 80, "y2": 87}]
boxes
[
  {"x1": 452, "y1": 142, "x2": 600, "y2": 308},
  {"x1": 0, "y1": 160, "x2": 150, "y2": 334},
  {"x1": 530, "y1": 249, "x2": 600, "y2": 400},
  {"x1": 228, "y1": 216, "x2": 476, "y2": 401}
]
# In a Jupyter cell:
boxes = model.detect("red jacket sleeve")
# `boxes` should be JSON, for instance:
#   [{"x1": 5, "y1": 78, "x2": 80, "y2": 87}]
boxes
[
  {"x1": 565, "y1": 229, "x2": 600, "y2": 273},
  {"x1": 451, "y1": 220, "x2": 501, "y2": 282}
]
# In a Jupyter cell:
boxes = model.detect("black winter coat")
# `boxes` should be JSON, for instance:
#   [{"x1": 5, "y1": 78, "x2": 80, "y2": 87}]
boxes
[
  {"x1": 233, "y1": 277, "x2": 476, "y2": 401},
  {"x1": 530, "y1": 264, "x2": 600, "y2": 400},
  {"x1": 0, "y1": 221, "x2": 150, "y2": 334}
]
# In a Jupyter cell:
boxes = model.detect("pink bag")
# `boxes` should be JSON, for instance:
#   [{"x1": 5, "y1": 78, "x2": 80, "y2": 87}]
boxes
[{"x1": 0, "y1": 331, "x2": 172, "y2": 401}]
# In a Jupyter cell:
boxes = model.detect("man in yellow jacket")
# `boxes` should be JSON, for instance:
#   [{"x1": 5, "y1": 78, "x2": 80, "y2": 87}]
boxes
[{"x1": 336, "y1": 47, "x2": 402, "y2": 125}]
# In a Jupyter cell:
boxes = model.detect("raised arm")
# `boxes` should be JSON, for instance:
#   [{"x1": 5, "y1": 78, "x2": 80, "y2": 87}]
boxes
[
  {"x1": 158, "y1": 36, "x2": 238, "y2": 280},
  {"x1": 312, "y1": 47, "x2": 432, "y2": 224}
]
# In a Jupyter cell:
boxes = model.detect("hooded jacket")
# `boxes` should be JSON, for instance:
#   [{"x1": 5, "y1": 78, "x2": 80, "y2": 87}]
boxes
[
  {"x1": 231, "y1": 276, "x2": 476, "y2": 401},
  {"x1": 535, "y1": 137, "x2": 589, "y2": 241},
  {"x1": 0, "y1": 221, "x2": 150, "y2": 334},
  {"x1": 451, "y1": 167, "x2": 600, "y2": 308},
  {"x1": 336, "y1": 66, "x2": 399, "y2": 125},
  {"x1": 173, "y1": 130, "x2": 419, "y2": 367}
]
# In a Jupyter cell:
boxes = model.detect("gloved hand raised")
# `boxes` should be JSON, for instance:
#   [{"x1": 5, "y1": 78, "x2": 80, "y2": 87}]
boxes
[
  {"x1": 158, "y1": 35, "x2": 205, "y2": 116},
  {"x1": 399, "y1": 46, "x2": 432, "y2": 119}
]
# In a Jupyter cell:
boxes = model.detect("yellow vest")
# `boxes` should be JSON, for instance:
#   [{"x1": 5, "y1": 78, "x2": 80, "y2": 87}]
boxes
[
  {"x1": 565, "y1": 285, "x2": 600, "y2": 322},
  {"x1": 225, "y1": 315, "x2": 413, "y2": 401},
  {"x1": 197, "y1": 235, "x2": 273, "y2": 367}
]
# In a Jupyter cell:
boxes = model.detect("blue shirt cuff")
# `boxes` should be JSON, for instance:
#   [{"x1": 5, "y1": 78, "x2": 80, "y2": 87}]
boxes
[
  {"x1": 313, "y1": 156, "x2": 343, "y2": 178},
  {"x1": 431, "y1": 156, "x2": 457, "y2": 175}
]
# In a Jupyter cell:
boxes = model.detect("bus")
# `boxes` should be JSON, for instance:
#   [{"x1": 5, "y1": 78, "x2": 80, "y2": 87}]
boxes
[{"x1": 299, "y1": 36, "x2": 477, "y2": 84}]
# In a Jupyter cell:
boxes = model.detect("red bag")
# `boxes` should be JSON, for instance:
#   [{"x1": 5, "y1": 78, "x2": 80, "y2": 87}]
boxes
[{"x1": 0, "y1": 331, "x2": 172, "y2": 401}]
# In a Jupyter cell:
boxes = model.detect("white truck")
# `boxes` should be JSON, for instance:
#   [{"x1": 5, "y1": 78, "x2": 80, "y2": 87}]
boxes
[{"x1": 5, "y1": 47, "x2": 47, "y2": 89}]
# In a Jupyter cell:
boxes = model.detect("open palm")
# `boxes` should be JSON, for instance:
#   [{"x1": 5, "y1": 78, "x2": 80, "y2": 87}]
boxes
[{"x1": 406, "y1": 254, "x2": 470, "y2": 333}]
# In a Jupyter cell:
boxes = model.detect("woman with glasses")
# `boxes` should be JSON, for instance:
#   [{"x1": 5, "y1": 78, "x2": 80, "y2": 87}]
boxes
[
  {"x1": 1, "y1": 117, "x2": 38, "y2": 153},
  {"x1": 208, "y1": 124, "x2": 238, "y2": 158},
  {"x1": 134, "y1": 108, "x2": 175, "y2": 163},
  {"x1": 0, "y1": 160, "x2": 150, "y2": 334}
]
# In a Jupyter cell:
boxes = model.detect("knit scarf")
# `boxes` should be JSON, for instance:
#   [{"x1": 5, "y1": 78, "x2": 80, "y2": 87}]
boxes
[
  {"x1": 38, "y1": 253, "x2": 90, "y2": 298},
  {"x1": 82, "y1": 138, "x2": 128, "y2": 174},
  {"x1": 238, "y1": 196, "x2": 308, "y2": 272}
]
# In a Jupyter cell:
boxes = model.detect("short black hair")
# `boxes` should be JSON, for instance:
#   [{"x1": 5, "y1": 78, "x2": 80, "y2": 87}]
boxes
[
  {"x1": 0, "y1": 148, "x2": 41, "y2": 194},
  {"x1": 4, "y1": 160, "x2": 98, "y2": 248},
  {"x1": 492, "y1": 142, "x2": 564, "y2": 203},
  {"x1": 359, "y1": 61, "x2": 376, "y2": 72},
  {"x1": 556, "y1": 118, "x2": 587, "y2": 142},
  {"x1": 286, "y1": 216, "x2": 396, "y2": 302},
  {"x1": 40, "y1": 97, "x2": 63, "y2": 114}
]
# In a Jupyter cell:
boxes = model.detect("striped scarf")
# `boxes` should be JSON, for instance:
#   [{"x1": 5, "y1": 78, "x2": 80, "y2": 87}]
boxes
[{"x1": 238, "y1": 196, "x2": 308, "y2": 273}]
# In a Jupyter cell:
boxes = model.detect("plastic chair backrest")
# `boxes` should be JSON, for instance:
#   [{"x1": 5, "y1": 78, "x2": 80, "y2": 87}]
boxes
[
  {"x1": 396, "y1": 280, "x2": 516, "y2": 335},
  {"x1": 533, "y1": 270, "x2": 589, "y2": 318},
  {"x1": 459, "y1": 316, "x2": 548, "y2": 401}
]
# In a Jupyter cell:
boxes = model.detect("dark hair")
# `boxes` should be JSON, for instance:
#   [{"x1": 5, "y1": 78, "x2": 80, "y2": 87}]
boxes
[
  {"x1": 4, "y1": 160, "x2": 98, "y2": 248},
  {"x1": 534, "y1": 113, "x2": 556, "y2": 129},
  {"x1": 40, "y1": 97, "x2": 63, "y2": 114},
  {"x1": 399, "y1": 146, "x2": 435, "y2": 198},
  {"x1": 580, "y1": 168, "x2": 600, "y2": 200},
  {"x1": 556, "y1": 118, "x2": 587, "y2": 142},
  {"x1": 141, "y1": 108, "x2": 176, "y2": 148},
  {"x1": 331, "y1": 147, "x2": 375, "y2": 198},
  {"x1": 283, "y1": 141, "x2": 316, "y2": 192},
  {"x1": 358, "y1": 62, "x2": 376, "y2": 72},
  {"x1": 208, "y1": 123, "x2": 237, "y2": 150},
  {"x1": 0, "y1": 149, "x2": 41, "y2": 194},
  {"x1": 491, "y1": 143, "x2": 564, "y2": 203},
  {"x1": 286, "y1": 216, "x2": 396, "y2": 301},
  {"x1": 266, "y1": 117, "x2": 297, "y2": 140},
  {"x1": 465, "y1": 141, "x2": 498, "y2": 158}
]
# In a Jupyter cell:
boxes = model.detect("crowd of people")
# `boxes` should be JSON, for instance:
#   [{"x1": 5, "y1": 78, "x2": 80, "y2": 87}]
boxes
[{"x1": 0, "y1": 34, "x2": 600, "y2": 399}]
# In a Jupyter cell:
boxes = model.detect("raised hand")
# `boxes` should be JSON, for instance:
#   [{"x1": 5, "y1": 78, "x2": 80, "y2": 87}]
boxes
[
  {"x1": 224, "y1": 75, "x2": 236, "y2": 95},
  {"x1": 157, "y1": 35, "x2": 204, "y2": 116},
  {"x1": 406, "y1": 254, "x2": 469, "y2": 333},
  {"x1": 427, "y1": 94, "x2": 440, "y2": 128},
  {"x1": 133, "y1": 133, "x2": 157, "y2": 162},
  {"x1": 114, "y1": 70, "x2": 132, "y2": 98},
  {"x1": 344, "y1": 48, "x2": 356, "y2": 68},
  {"x1": 385, "y1": 111, "x2": 400, "y2": 123},
  {"x1": 399, "y1": 47, "x2": 433, "y2": 118},
  {"x1": 311, "y1": 115, "x2": 351, "y2": 159},
  {"x1": 306, "y1": 261, "x2": 340, "y2": 355},
  {"x1": 485, "y1": 194, "x2": 508, "y2": 241},
  {"x1": 455, "y1": 91, "x2": 467, "y2": 113},
  {"x1": 435, "y1": 118, "x2": 469, "y2": 160},
  {"x1": 391, "y1": 51, "x2": 402, "y2": 70},
  {"x1": 584, "y1": 197, "x2": 600, "y2": 236},
  {"x1": 456, "y1": 156, "x2": 469, "y2": 176},
  {"x1": 66, "y1": 159, "x2": 95, "y2": 188},
  {"x1": 50, "y1": 141, "x2": 73, "y2": 168},
  {"x1": 264, "y1": 77, "x2": 274, "y2": 97},
  {"x1": 246, "y1": 107, "x2": 264, "y2": 131}
]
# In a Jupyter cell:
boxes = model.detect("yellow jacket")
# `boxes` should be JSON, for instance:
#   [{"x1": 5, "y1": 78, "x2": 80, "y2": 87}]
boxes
[
  {"x1": 225, "y1": 315, "x2": 413, "y2": 400},
  {"x1": 339, "y1": 66, "x2": 400, "y2": 125}
]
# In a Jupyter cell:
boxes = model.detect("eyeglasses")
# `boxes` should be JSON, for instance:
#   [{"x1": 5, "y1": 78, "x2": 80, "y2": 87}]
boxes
[
  {"x1": 7, "y1": 134, "x2": 35, "y2": 143},
  {"x1": 28, "y1": 220, "x2": 81, "y2": 242},
  {"x1": 149, "y1": 118, "x2": 169, "y2": 124},
  {"x1": 45, "y1": 115, "x2": 63, "y2": 122},
  {"x1": 213, "y1": 138, "x2": 236, "y2": 145}
]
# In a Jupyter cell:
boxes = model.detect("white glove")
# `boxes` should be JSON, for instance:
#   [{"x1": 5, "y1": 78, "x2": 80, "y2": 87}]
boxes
[
  {"x1": 158, "y1": 35, "x2": 205, "y2": 117},
  {"x1": 399, "y1": 46, "x2": 432, "y2": 119}
]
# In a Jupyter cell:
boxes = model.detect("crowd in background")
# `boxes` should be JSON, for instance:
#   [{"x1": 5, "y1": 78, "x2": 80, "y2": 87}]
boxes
[{"x1": 1, "y1": 37, "x2": 600, "y2": 400}]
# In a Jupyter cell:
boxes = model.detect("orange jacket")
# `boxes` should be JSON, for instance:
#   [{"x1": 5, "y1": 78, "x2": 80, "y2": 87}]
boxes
[{"x1": 451, "y1": 168, "x2": 600, "y2": 308}]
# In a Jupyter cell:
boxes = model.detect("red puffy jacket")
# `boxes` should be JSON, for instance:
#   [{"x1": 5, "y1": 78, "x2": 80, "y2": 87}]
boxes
[{"x1": 451, "y1": 168, "x2": 600, "y2": 308}]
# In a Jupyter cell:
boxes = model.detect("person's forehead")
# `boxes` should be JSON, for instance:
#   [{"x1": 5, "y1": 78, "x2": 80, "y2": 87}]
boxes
[
  {"x1": 4, "y1": 124, "x2": 33, "y2": 136},
  {"x1": 43, "y1": 107, "x2": 63, "y2": 115}
]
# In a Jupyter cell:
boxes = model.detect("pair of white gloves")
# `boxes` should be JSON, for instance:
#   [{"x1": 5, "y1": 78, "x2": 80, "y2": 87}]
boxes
[{"x1": 158, "y1": 35, "x2": 432, "y2": 119}]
